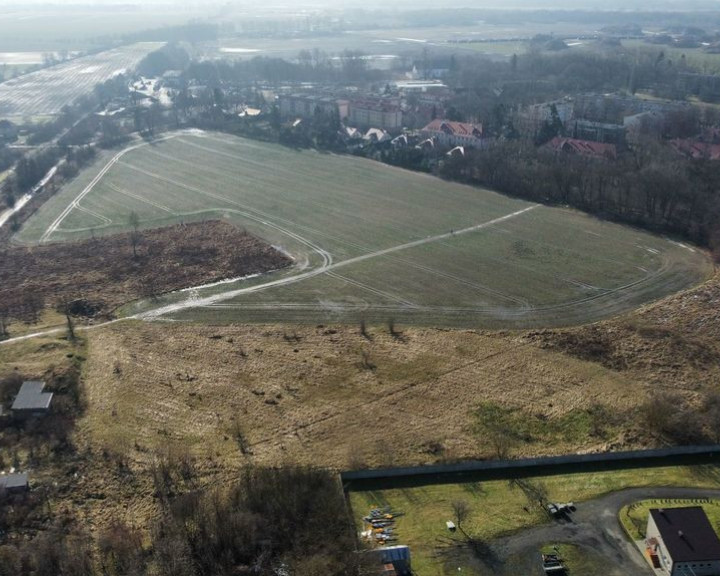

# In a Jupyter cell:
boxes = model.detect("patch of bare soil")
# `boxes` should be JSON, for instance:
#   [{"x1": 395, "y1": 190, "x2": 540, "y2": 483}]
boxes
[
  {"x1": 525, "y1": 268, "x2": 720, "y2": 392},
  {"x1": 0, "y1": 220, "x2": 291, "y2": 321}
]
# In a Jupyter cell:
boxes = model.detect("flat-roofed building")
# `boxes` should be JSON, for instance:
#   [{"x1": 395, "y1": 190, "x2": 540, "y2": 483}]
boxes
[
  {"x1": 0, "y1": 473, "x2": 29, "y2": 494},
  {"x1": 278, "y1": 94, "x2": 348, "y2": 120},
  {"x1": 348, "y1": 98, "x2": 402, "y2": 130},
  {"x1": 11, "y1": 381, "x2": 53, "y2": 417}
]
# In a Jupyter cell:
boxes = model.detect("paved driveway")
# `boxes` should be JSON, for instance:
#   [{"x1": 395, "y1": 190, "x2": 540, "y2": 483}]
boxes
[{"x1": 452, "y1": 486, "x2": 720, "y2": 575}]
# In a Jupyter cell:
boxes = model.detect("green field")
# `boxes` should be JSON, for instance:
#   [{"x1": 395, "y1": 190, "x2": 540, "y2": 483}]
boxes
[
  {"x1": 16, "y1": 130, "x2": 712, "y2": 328},
  {"x1": 349, "y1": 465, "x2": 720, "y2": 575},
  {"x1": 621, "y1": 39, "x2": 720, "y2": 74}
]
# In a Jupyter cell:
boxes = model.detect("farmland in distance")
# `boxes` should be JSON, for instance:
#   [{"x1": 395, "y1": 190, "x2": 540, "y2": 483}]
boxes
[
  {"x1": 16, "y1": 131, "x2": 712, "y2": 328},
  {"x1": 0, "y1": 42, "x2": 163, "y2": 117}
]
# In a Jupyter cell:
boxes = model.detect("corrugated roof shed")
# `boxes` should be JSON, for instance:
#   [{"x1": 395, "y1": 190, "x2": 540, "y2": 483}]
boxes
[
  {"x1": 650, "y1": 507, "x2": 720, "y2": 563},
  {"x1": 11, "y1": 381, "x2": 53, "y2": 411}
]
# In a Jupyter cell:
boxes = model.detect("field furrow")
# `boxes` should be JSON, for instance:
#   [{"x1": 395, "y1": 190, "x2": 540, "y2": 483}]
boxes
[{"x1": 15, "y1": 131, "x2": 712, "y2": 328}]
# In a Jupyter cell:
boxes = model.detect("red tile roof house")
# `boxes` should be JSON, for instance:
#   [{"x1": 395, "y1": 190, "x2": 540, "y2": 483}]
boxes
[
  {"x1": 544, "y1": 136, "x2": 617, "y2": 160},
  {"x1": 670, "y1": 139, "x2": 720, "y2": 161},
  {"x1": 645, "y1": 507, "x2": 720, "y2": 576},
  {"x1": 421, "y1": 120, "x2": 484, "y2": 149}
]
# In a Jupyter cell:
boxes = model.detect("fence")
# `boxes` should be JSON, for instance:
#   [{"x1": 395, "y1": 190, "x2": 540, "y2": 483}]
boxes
[{"x1": 341, "y1": 445, "x2": 720, "y2": 491}]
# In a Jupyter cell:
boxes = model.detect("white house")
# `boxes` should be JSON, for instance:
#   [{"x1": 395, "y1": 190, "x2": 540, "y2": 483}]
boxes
[{"x1": 646, "y1": 507, "x2": 720, "y2": 576}]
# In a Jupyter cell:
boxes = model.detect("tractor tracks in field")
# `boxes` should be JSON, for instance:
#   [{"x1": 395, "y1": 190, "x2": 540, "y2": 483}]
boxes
[
  {"x1": 6, "y1": 131, "x2": 706, "y2": 345},
  {"x1": 38, "y1": 132, "x2": 186, "y2": 243}
]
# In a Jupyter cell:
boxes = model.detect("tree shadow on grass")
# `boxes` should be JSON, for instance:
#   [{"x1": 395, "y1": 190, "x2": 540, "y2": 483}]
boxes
[
  {"x1": 436, "y1": 536, "x2": 505, "y2": 575},
  {"x1": 462, "y1": 481, "x2": 486, "y2": 497},
  {"x1": 688, "y1": 464, "x2": 720, "y2": 486}
]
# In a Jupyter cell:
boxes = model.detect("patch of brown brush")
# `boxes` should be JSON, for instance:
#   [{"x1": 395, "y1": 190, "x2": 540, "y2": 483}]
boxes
[
  {"x1": 0, "y1": 220, "x2": 291, "y2": 320},
  {"x1": 525, "y1": 268, "x2": 720, "y2": 393}
]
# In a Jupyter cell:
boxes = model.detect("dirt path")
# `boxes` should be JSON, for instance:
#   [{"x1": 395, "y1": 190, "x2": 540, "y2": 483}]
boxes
[{"x1": 38, "y1": 131, "x2": 191, "y2": 243}]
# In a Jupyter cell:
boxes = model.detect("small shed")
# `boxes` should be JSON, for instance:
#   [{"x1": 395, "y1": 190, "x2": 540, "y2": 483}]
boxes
[
  {"x1": 11, "y1": 381, "x2": 53, "y2": 417},
  {"x1": 0, "y1": 473, "x2": 29, "y2": 494}
]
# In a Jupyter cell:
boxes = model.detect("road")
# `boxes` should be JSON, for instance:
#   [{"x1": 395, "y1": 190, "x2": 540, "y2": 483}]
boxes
[
  {"x1": 475, "y1": 487, "x2": 720, "y2": 575},
  {"x1": 0, "y1": 106, "x2": 102, "y2": 234}
]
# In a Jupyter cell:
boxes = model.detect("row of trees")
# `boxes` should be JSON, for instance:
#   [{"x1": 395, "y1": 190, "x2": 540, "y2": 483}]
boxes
[{"x1": 438, "y1": 139, "x2": 720, "y2": 254}]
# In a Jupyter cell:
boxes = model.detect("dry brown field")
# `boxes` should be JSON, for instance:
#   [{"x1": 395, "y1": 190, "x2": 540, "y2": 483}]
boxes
[{"x1": 2, "y1": 267, "x2": 719, "y2": 538}]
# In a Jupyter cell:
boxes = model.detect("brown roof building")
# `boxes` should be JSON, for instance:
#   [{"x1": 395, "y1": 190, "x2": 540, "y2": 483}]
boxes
[
  {"x1": 421, "y1": 119, "x2": 484, "y2": 148},
  {"x1": 544, "y1": 136, "x2": 617, "y2": 160}
]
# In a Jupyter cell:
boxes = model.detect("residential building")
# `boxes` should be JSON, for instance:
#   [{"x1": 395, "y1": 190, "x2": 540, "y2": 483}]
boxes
[
  {"x1": 670, "y1": 139, "x2": 720, "y2": 160},
  {"x1": 623, "y1": 111, "x2": 664, "y2": 144},
  {"x1": 11, "y1": 381, "x2": 53, "y2": 417},
  {"x1": 515, "y1": 100, "x2": 574, "y2": 138},
  {"x1": 363, "y1": 128, "x2": 391, "y2": 143},
  {"x1": 646, "y1": 507, "x2": 720, "y2": 576},
  {"x1": 571, "y1": 119, "x2": 626, "y2": 145},
  {"x1": 421, "y1": 119, "x2": 484, "y2": 148},
  {"x1": 278, "y1": 94, "x2": 348, "y2": 120},
  {"x1": 544, "y1": 136, "x2": 617, "y2": 160},
  {"x1": 393, "y1": 80, "x2": 447, "y2": 93},
  {"x1": 348, "y1": 98, "x2": 402, "y2": 130}
]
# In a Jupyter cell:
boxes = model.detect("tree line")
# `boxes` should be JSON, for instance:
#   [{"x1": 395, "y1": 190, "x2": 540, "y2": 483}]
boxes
[{"x1": 438, "y1": 139, "x2": 720, "y2": 256}]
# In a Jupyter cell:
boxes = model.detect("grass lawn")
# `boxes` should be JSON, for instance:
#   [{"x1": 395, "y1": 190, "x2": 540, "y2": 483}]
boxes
[
  {"x1": 620, "y1": 498, "x2": 720, "y2": 540},
  {"x1": 16, "y1": 132, "x2": 712, "y2": 328},
  {"x1": 349, "y1": 465, "x2": 720, "y2": 575}
]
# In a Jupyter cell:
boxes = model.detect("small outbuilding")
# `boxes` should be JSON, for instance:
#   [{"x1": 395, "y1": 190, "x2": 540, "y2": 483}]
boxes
[
  {"x1": 11, "y1": 381, "x2": 53, "y2": 417},
  {"x1": 646, "y1": 507, "x2": 720, "y2": 575},
  {"x1": 0, "y1": 473, "x2": 29, "y2": 494}
]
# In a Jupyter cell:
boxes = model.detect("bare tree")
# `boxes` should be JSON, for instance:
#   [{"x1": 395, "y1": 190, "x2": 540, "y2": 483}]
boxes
[
  {"x1": 0, "y1": 305, "x2": 8, "y2": 339},
  {"x1": 487, "y1": 427, "x2": 517, "y2": 460},
  {"x1": 128, "y1": 211, "x2": 141, "y2": 258},
  {"x1": 359, "y1": 318, "x2": 371, "y2": 340},
  {"x1": 451, "y1": 500, "x2": 471, "y2": 538},
  {"x1": 60, "y1": 299, "x2": 76, "y2": 342}
]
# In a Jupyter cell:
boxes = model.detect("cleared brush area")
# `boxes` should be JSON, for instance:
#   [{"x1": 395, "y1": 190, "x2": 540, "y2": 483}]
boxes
[
  {"x1": 0, "y1": 220, "x2": 290, "y2": 328},
  {"x1": 15, "y1": 132, "x2": 712, "y2": 328},
  {"x1": 78, "y1": 320, "x2": 644, "y2": 471}
]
